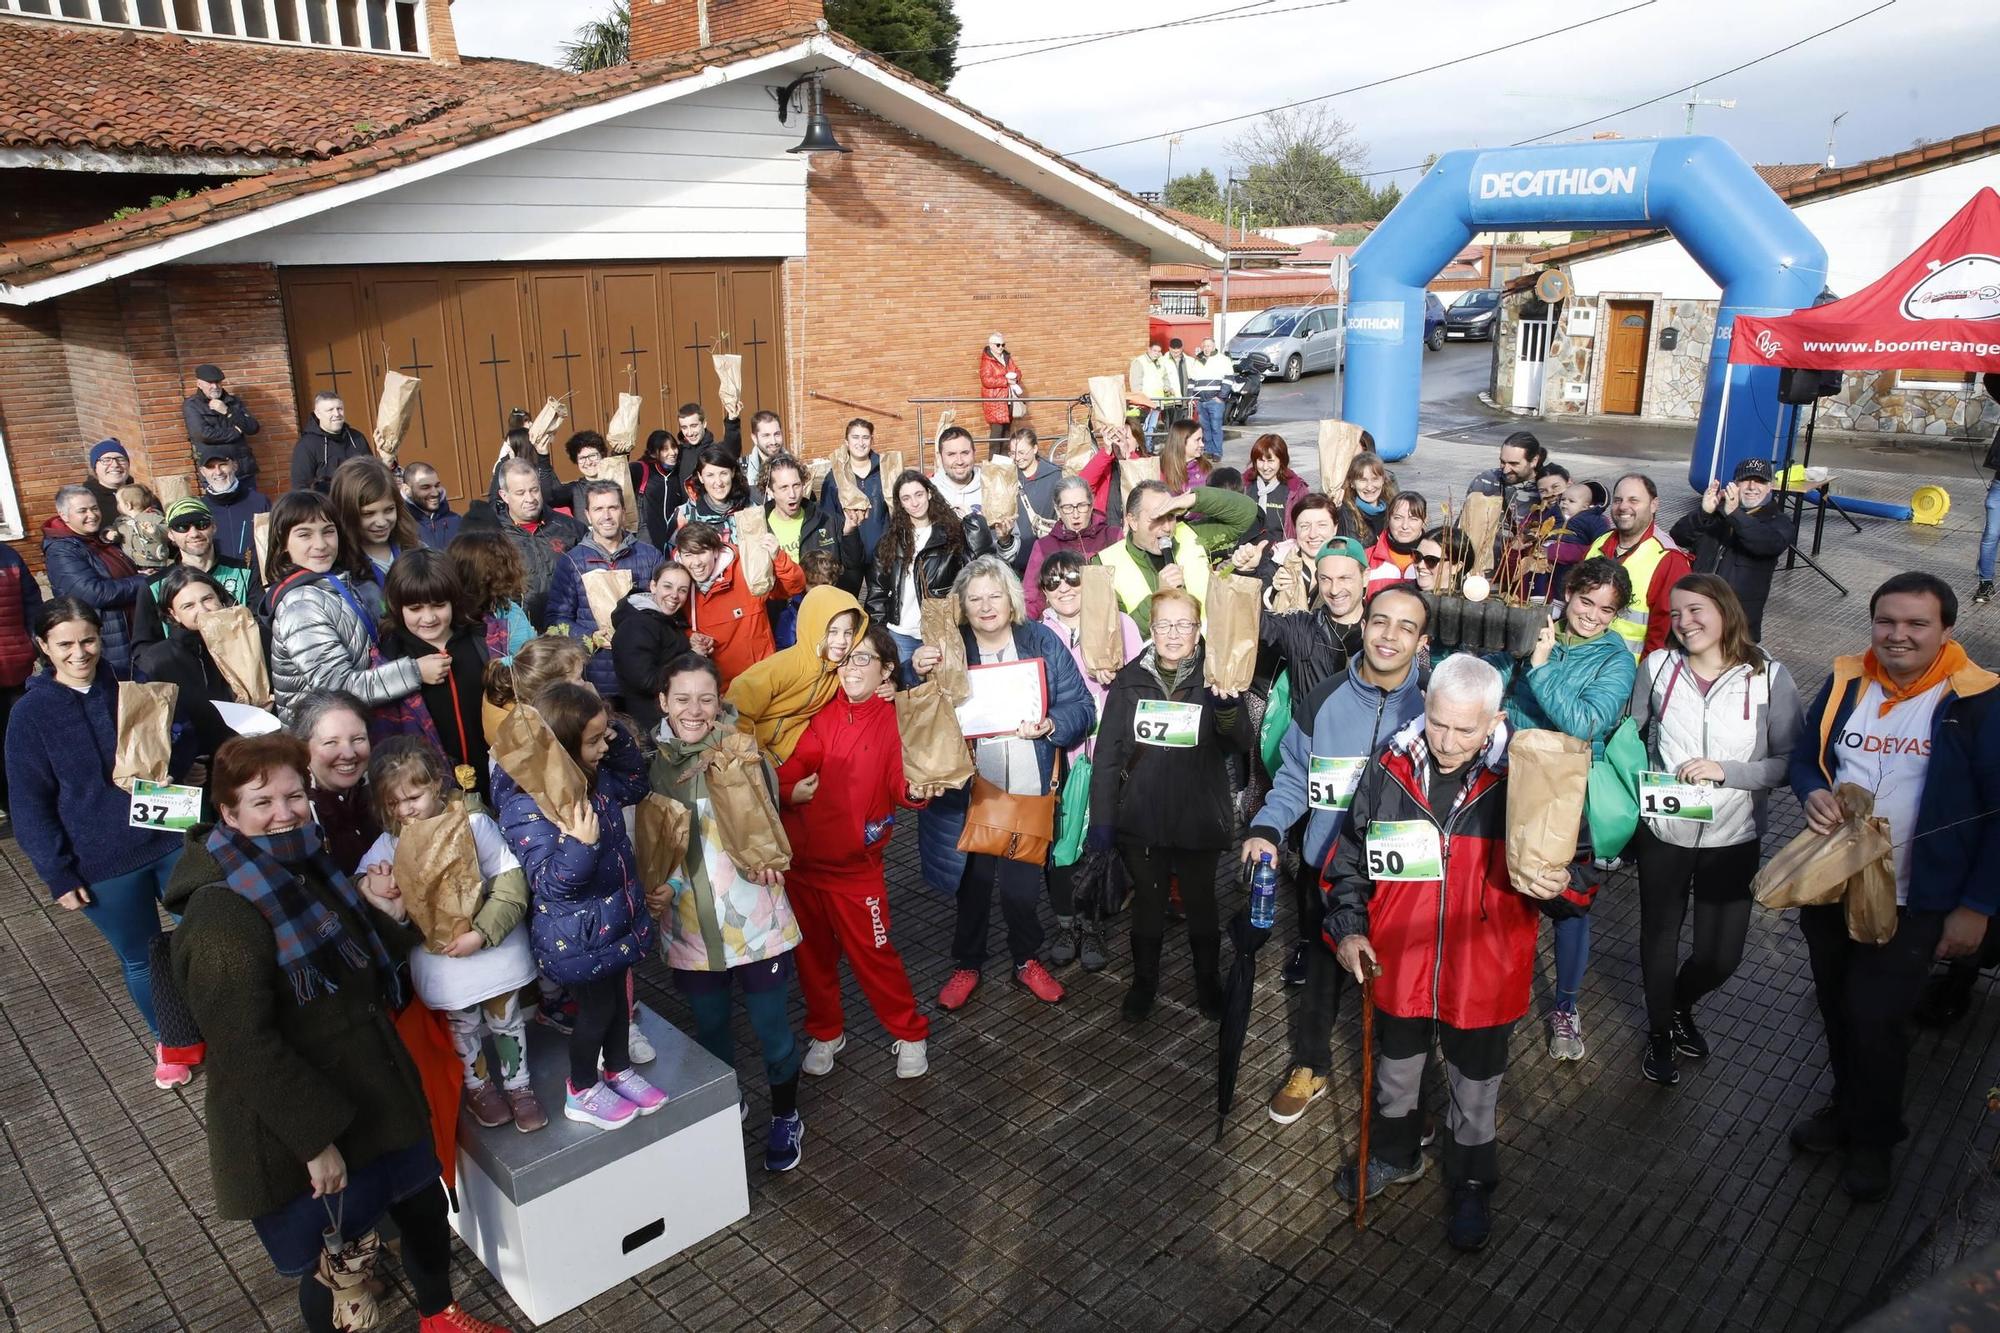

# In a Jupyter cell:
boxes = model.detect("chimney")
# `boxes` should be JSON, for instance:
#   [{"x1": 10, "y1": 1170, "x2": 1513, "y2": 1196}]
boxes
[
  {"x1": 425, "y1": 0, "x2": 460, "y2": 66},
  {"x1": 629, "y1": 0, "x2": 825, "y2": 64}
]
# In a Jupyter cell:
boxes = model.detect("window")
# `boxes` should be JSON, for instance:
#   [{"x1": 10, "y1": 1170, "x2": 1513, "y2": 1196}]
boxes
[
  {"x1": 1157, "y1": 291, "x2": 1202, "y2": 317},
  {"x1": 0, "y1": 0, "x2": 428, "y2": 52},
  {"x1": 1894, "y1": 369, "x2": 1973, "y2": 391}
]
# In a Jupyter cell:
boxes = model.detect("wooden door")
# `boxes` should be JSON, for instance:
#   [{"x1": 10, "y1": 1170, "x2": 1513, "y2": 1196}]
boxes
[
  {"x1": 367, "y1": 275, "x2": 466, "y2": 501},
  {"x1": 723, "y1": 265, "x2": 783, "y2": 424},
  {"x1": 1602, "y1": 301, "x2": 1651, "y2": 415},
  {"x1": 597, "y1": 268, "x2": 670, "y2": 445},
  {"x1": 282, "y1": 276, "x2": 372, "y2": 433},
  {"x1": 448, "y1": 275, "x2": 531, "y2": 488},
  {"x1": 526, "y1": 270, "x2": 604, "y2": 439},
  {"x1": 666, "y1": 268, "x2": 725, "y2": 427}
]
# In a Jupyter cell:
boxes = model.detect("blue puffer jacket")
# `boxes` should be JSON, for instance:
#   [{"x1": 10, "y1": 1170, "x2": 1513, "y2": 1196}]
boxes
[
  {"x1": 1495, "y1": 627, "x2": 1635, "y2": 758},
  {"x1": 41, "y1": 520, "x2": 149, "y2": 678},
  {"x1": 498, "y1": 720, "x2": 656, "y2": 985},
  {"x1": 915, "y1": 617, "x2": 1094, "y2": 894},
  {"x1": 541, "y1": 535, "x2": 663, "y2": 700}
]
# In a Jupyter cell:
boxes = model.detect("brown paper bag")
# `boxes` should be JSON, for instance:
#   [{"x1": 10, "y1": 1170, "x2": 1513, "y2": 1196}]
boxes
[
  {"x1": 1317, "y1": 419, "x2": 1365, "y2": 503},
  {"x1": 931, "y1": 408, "x2": 957, "y2": 448},
  {"x1": 252, "y1": 511, "x2": 272, "y2": 582},
  {"x1": 1078, "y1": 565, "x2": 1125, "y2": 676},
  {"x1": 196, "y1": 604, "x2": 273, "y2": 707},
  {"x1": 581, "y1": 568, "x2": 633, "y2": 644},
  {"x1": 980, "y1": 460, "x2": 1020, "y2": 527},
  {"x1": 373, "y1": 371, "x2": 421, "y2": 467},
  {"x1": 527, "y1": 397, "x2": 567, "y2": 454},
  {"x1": 1505, "y1": 729, "x2": 1592, "y2": 894},
  {"x1": 1087, "y1": 374, "x2": 1127, "y2": 430},
  {"x1": 154, "y1": 473, "x2": 191, "y2": 506},
  {"x1": 1052, "y1": 417, "x2": 1093, "y2": 475},
  {"x1": 830, "y1": 449, "x2": 869, "y2": 513},
  {"x1": 921, "y1": 597, "x2": 970, "y2": 704},
  {"x1": 806, "y1": 457, "x2": 832, "y2": 496},
  {"x1": 895, "y1": 678, "x2": 976, "y2": 791},
  {"x1": 705, "y1": 731, "x2": 792, "y2": 875},
  {"x1": 1270, "y1": 546, "x2": 1312, "y2": 614},
  {"x1": 1202, "y1": 574, "x2": 1260, "y2": 693},
  {"x1": 395, "y1": 804, "x2": 481, "y2": 954},
  {"x1": 1845, "y1": 847, "x2": 1898, "y2": 944},
  {"x1": 1457, "y1": 493, "x2": 1504, "y2": 577},
  {"x1": 1753, "y1": 783, "x2": 1896, "y2": 912},
  {"x1": 1118, "y1": 455, "x2": 1161, "y2": 499},
  {"x1": 634, "y1": 792, "x2": 691, "y2": 901},
  {"x1": 713, "y1": 353, "x2": 743, "y2": 420},
  {"x1": 112, "y1": 680, "x2": 177, "y2": 794},
  {"x1": 734, "y1": 506, "x2": 775, "y2": 597},
  {"x1": 492, "y1": 702, "x2": 589, "y2": 819},
  {"x1": 606, "y1": 392, "x2": 643, "y2": 456},
  {"x1": 880, "y1": 449, "x2": 905, "y2": 483}
]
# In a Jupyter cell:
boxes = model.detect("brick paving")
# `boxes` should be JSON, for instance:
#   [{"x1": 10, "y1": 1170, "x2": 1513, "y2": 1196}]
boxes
[{"x1": 1, "y1": 419, "x2": 1997, "y2": 1331}]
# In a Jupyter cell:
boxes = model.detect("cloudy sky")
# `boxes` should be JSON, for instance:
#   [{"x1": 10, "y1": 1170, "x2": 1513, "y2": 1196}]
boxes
[{"x1": 454, "y1": 0, "x2": 1992, "y2": 196}]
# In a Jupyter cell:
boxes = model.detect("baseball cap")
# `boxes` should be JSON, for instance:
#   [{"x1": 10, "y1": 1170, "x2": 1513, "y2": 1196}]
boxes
[
  {"x1": 196, "y1": 444, "x2": 238, "y2": 465},
  {"x1": 1315, "y1": 535, "x2": 1369, "y2": 568},
  {"x1": 1732, "y1": 458, "x2": 1774, "y2": 483},
  {"x1": 195, "y1": 364, "x2": 225, "y2": 382},
  {"x1": 165, "y1": 497, "x2": 213, "y2": 526}
]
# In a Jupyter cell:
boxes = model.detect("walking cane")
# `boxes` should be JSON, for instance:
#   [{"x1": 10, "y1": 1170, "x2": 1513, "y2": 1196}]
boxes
[{"x1": 1354, "y1": 956, "x2": 1384, "y2": 1232}]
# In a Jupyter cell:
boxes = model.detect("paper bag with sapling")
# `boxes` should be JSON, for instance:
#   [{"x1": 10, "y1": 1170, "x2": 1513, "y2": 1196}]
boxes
[
  {"x1": 713, "y1": 353, "x2": 743, "y2": 420},
  {"x1": 197, "y1": 604, "x2": 272, "y2": 707},
  {"x1": 1845, "y1": 806, "x2": 1899, "y2": 944},
  {"x1": 831, "y1": 449, "x2": 870, "y2": 514},
  {"x1": 1457, "y1": 493, "x2": 1504, "y2": 577},
  {"x1": 373, "y1": 371, "x2": 421, "y2": 467},
  {"x1": 154, "y1": 473, "x2": 191, "y2": 506},
  {"x1": 605, "y1": 392, "x2": 644, "y2": 528},
  {"x1": 112, "y1": 680, "x2": 178, "y2": 794},
  {"x1": 395, "y1": 804, "x2": 481, "y2": 954},
  {"x1": 1505, "y1": 729, "x2": 1591, "y2": 895},
  {"x1": 980, "y1": 460, "x2": 1020, "y2": 530},
  {"x1": 1087, "y1": 375, "x2": 1128, "y2": 430},
  {"x1": 705, "y1": 731, "x2": 792, "y2": 875},
  {"x1": 1317, "y1": 419, "x2": 1365, "y2": 504},
  {"x1": 895, "y1": 679, "x2": 976, "y2": 791},
  {"x1": 920, "y1": 597, "x2": 971, "y2": 703},
  {"x1": 1078, "y1": 565, "x2": 1126, "y2": 676},
  {"x1": 807, "y1": 457, "x2": 831, "y2": 495},
  {"x1": 1202, "y1": 574, "x2": 1261, "y2": 694},
  {"x1": 580, "y1": 569, "x2": 633, "y2": 646},
  {"x1": 880, "y1": 449, "x2": 905, "y2": 482},
  {"x1": 1054, "y1": 417, "x2": 1093, "y2": 475},
  {"x1": 1754, "y1": 782, "x2": 1895, "y2": 913},
  {"x1": 634, "y1": 792, "x2": 692, "y2": 907},
  {"x1": 492, "y1": 702, "x2": 589, "y2": 818},
  {"x1": 1270, "y1": 544, "x2": 1312, "y2": 613},
  {"x1": 931, "y1": 408, "x2": 957, "y2": 448},
  {"x1": 252, "y1": 512, "x2": 272, "y2": 582},
  {"x1": 734, "y1": 506, "x2": 775, "y2": 597},
  {"x1": 1118, "y1": 454, "x2": 1162, "y2": 498},
  {"x1": 527, "y1": 397, "x2": 567, "y2": 454}
]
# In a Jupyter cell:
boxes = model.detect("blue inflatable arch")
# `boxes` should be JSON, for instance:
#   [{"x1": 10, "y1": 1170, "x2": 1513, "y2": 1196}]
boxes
[{"x1": 1344, "y1": 136, "x2": 1829, "y2": 490}]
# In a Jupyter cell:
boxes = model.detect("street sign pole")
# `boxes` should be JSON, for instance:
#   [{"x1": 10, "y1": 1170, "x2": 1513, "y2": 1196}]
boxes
[{"x1": 1331, "y1": 254, "x2": 1350, "y2": 418}]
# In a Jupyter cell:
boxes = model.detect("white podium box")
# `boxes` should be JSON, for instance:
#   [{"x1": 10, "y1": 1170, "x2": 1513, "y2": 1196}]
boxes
[{"x1": 450, "y1": 1003, "x2": 748, "y2": 1324}]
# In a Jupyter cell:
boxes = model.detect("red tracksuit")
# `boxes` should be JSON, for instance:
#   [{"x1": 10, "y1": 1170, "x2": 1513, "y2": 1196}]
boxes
[{"x1": 776, "y1": 692, "x2": 930, "y2": 1043}]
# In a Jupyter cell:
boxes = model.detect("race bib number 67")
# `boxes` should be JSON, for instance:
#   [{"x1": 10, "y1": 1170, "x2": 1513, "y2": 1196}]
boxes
[
  {"x1": 1365, "y1": 820, "x2": 1443, "y2": 882},
  {"x1": 1133, "y1": 699, "x2": 1201, "y2": 748}
]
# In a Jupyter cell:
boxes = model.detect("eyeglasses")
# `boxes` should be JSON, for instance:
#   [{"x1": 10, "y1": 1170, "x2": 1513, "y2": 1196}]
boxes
[
  {"x1": 167, "y1": 515, "x2": 213, "y2": 533},
  {"x1": 1056, "y1": 501, "x2": 1092, "y2": 515},
  {"x1": 1153, "y1": 620, "x2": 1199, "y2": 635},
  {"x1": 1039, "y1": 569, "x2": 1083, "y2": 591},
  {"x1": 845, "y1": 651, "x2": 882, "y2": 667}
]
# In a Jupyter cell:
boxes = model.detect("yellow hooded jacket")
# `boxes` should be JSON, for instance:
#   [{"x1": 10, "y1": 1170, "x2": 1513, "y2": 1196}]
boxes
[{"x1": 724, "y1": 584, "x2": 869, "y2": 762}]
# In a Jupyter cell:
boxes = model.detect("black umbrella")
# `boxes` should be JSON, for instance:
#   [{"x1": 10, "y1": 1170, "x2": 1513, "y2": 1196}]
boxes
[
  {"x1": 1071, "y1": 845, "x2": 1119, "y2": 921},
  {"x1": 1215, "y1": 906, "x2": 1274, "y2": 1143}
]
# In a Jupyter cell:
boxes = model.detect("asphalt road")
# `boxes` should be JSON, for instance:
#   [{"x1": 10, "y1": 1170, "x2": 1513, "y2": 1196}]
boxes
[{"x1": 1246, "y1": 339, "x2": 1496, "y2": 435}]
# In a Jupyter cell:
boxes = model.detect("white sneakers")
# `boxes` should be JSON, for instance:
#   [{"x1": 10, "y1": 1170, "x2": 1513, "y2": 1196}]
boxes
[
  {"x1": 627, "y1": 1022, "x2": 656, "y2": 1066},
  {"x1": 893, "y1": 1039, "x2": 929, "y2": 1079},
  {"x1": 801, "y1": 1032, "x2": 929, "y2": 1079}
]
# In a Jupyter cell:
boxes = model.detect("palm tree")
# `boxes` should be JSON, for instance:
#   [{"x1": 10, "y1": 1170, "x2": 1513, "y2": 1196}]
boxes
[{"x1": 559, "y1": 1, "x2": 628, "y2": 73}]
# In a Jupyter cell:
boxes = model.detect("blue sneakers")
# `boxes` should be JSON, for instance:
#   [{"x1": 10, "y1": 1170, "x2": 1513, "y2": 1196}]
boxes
[
  {"x1": 765, "y1": 1112, "x2": 805, "y2": 1172},
  {"x1": 1332, "y1": 1154, "x2": 1425, "y2": 1202}
]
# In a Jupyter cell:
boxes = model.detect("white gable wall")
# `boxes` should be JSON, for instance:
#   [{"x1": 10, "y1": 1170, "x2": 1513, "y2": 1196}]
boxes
[{"x1": 191, "y1": 79, "x2": 806, "y2": 267}]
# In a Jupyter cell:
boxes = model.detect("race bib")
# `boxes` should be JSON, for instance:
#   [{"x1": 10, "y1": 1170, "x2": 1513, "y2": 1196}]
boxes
[
  {"x1": 1133, "y1": 699, "x2": 1200, "y2": 748},
  {"x1": 1308, "y1": 756, "x2": 1366, "y2": 812},
  {"x1": 1365, "y1": 820, "x2": 1443, "y2": 882},
  {"x1": 129, "y1": 779, "x2": 202, "y2": 832},
  {"x1": 1639, "y1": 772, "x2": 1714, "y2": 823}
]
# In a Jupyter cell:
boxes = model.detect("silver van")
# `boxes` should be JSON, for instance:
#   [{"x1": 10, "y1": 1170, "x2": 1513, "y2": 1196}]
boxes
[{"x1": 1226, "y1": 304, "x2": 1344, "y2": 382}]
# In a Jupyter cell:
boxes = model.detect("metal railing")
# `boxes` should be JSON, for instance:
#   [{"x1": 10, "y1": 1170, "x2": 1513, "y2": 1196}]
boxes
[{"x1": 903, "y1": 394, "x2": 1094, "y2": 471}]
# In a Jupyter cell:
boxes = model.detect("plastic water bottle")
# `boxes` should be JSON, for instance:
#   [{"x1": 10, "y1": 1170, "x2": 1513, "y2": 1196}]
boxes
[{"x1": 1249, "y1": 853, "x2": 1278, "y2": 930}]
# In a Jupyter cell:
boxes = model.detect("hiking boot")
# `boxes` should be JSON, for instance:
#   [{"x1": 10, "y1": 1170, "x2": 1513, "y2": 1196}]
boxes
[
  {"x1": 1014, "y1": 959, "x2": 1065, "y2": 1003},
  {"x1": 1789, "y1": 1105, "x2": 1844, "y2": 1155},
  {"x1": 1974, "y1": 579, "x2": 1994, "y2": 605},
  {"x1": 627, "y1": 1022, "x2": 656, "y2": 1066},
  {"x1": 893, "y1": 1039, "x2": 929, "y2": 1079},
  {"x1": 1547, "y1": 1008, "x2": 1586, "y2": 1061},
  {"x1": 1079, "y1": 920, "x2": 1109, "y2": 972},
  {"x1": 765, "y1": 1112, "x2": 805, "y2": 1172},
  {"x1": 1332, "y1": 1154, "x2": 1424, "y2": 1201},
  {"x1": 938, "y1": 968, "x2": 981, "y2": 1011},
  {"x1": 1642, "y1": 1032, "x2": 1680, "y2": 1086},
  {"x1": 605, "y1": 1068, "x2": 667, "y2": 1114},
  {"x1": 419, "y1": 1303, "x2": 512, "y2": 1333},
  {"x1": 1268, "y1": 1066, "x2": 1328, "y2": 1125},
  {"x1": 1670, "y1": 1009, "x2": 1708, "y2": 1060},
  {"x1": 801, "y1": 1033, "x2": 847, "y2": 1077},
  {"x1": 505, "y1": 1086, "x2": 548, "y2": 1132},
  {"x1": 1446, "y1": 1181, "x2": 1493, "y2": 1252},
  {"x1": 1048, "y1": 915, "x2": 1080, "y2": 968},
  {"x1": 1842, "y1": 1145, "x2": 1892, "y2": 1201},
  {"x1": 1914, "y1": 967, "x2": 1978, "y2": 1029},
  {"x1": 1281, "y1": 939, "x2": 1309, "y2": 987},
  {"x1": 564, "y1": 1080, "x2": 635, "y2": 1130},
  {"x1": 466, "y1": 1080, "x2": 513, "y2": 1127}
]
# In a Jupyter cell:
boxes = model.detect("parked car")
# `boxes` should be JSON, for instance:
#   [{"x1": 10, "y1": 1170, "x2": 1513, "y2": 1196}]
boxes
[
  {"x1": 1227, "y1": 304, "x2": 1344, "y2": 382},
  {"x1": 1443, "y1": 288, "x2": 1503, "y2": 341},
  {"x1": 1423, "y1": 292, "x2": 1447, "y2": 351}
]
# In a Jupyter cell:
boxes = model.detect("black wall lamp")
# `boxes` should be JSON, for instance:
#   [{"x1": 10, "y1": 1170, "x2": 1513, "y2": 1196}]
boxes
[{"x1": 774, "y1": 71, "x2": 849, "y2": 155}]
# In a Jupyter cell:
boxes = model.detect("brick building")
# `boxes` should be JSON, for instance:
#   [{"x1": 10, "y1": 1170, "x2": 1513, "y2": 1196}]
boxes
[{"x1": 0, "y1": 0, "x2": 1217, "y2": 565}]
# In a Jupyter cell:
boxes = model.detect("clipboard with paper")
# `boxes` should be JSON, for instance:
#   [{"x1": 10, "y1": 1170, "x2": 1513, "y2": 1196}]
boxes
[{"x1": 954, "y1": 659, "x2": 1048, "y2": 740}]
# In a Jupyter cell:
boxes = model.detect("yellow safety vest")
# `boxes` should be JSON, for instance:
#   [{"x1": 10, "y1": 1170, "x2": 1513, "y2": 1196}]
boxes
[
  {"x1": 1584, "y1": 530, "x2": 1670, "y2": 657},
  {"x1": 1096, "y1": 527, "x2": 1211, "y2": 634}
]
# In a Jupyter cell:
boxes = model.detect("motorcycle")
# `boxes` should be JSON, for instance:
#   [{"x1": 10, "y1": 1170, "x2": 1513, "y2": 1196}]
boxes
[{"x1": 1223, "y1": 352, "x2": 1271, "y2": 426}]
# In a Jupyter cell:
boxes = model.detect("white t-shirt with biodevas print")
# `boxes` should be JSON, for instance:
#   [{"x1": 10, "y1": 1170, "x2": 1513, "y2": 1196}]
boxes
[{"x1": 1833, "y1": 679, "x2": 1946, "y2": 904}]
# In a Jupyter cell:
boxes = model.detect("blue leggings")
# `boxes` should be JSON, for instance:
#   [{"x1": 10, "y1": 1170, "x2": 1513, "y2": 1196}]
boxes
[
  {"x1": 81, "y1": 848, "x2": 182, "y2": 1038},
  {"x1": 1553, "y1": 914, "x2": 1589, "y2": 1013},
  {"x1": 672, "y1": 961, "x2": 801, "y2": 1090}
]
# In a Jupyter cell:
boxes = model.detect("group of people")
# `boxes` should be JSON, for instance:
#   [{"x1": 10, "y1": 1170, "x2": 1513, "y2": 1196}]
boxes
[{"x1": 2, "y1": 354, "x2": 1995, "y2": 1325}]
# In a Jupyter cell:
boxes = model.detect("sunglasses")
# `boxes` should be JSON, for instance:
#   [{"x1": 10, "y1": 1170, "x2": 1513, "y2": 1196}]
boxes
[
  {"x1": 1039, "y1": 569, "x2": 1083, "y2": 592},
  {"x1": 167, "y1": 515, "x2": 214, "y2": 533},
  {"x1": 1415, "y1": 553, "x2": 1443, "y2": 569}
]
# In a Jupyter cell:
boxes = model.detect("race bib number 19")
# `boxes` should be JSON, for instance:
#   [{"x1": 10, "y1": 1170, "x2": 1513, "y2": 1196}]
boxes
[
  {"x1": 1308, "y1": 756, "x2": 1366, "y2": 812},
  {"x1": 1133, "y1": 699, "x2": 1201, "y2": 748},
  {"x1": 1365, "y1": 820, "x2": 1443, "y2": 881},
  {"x1": 1639, "y1": 772, "x2": 1714, "y2": 823}
]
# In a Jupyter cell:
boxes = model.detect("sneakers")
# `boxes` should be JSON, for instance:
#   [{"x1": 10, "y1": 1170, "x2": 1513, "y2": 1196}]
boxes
[
  {"x1": 564, "y1": 1079, "x2": 636, "y2": 1130},
  {"x1": 1974, "y1": 579, "x2": 1994, "y2": 605},
  {"x1": 152, "y1": 1047, "x2": 194, "y2": 1091},
  {"x1": 1446, "y1": 1181, "x2": 1493, "y2": 1252},
  {"x1": 506, "y1": 1086, "x2": 548, "y2": 1132},
  {"x1": 1547, "y1": 1008, "x2": 1586, "y2": 1061},
  {"x1": 1789, "y1": 1105, "x2": 1844, "y2": 1155},
  {"x1": 1013, "y1": 959, "x2": 1065, "y2": 1003},
  {"x1": 1281, "y1": 940, "x2": 1309, "y2": 987},
  {"x1": 1269, "y1": 1066, "x2": 1329, "y2": 1125},
  {"x1": 765, "y1": 1112, "x2": 805, "y2": 1172},
  {"x1": 938, "y1": 968, "x2": 980, "y2": 1011},
  {"x1": 418, "y1": 1303, "x2": 512, "y2": 1333},
  {"x1": 1642, "y1": 1032, "x2": 1680, "y2": 1086},
  {"x1": 466, "y1": 1080, "x2": 513, "y2": 1127},
  {"x1": 1048, "y1": 915, "x2": 1079, "y2": 968},
  {"x1": 801, "y1": 1033, "x2": 847, "y2": 1077},
  {"x1": 605, "y1": 1068, "x2": 667, "y2": 1115},
  {"x1": 534, "y1": 998, "x2": 578, "y2": 1034},
  {"x1": 627, "y1": 1023, "x2": 656, "y2": 1065},
  {"x1": 1670, "y1": 1009, "x2": 1708, "y2": 1060},
  {"x1": 1842, "y1": 1144, "x2": 1892, "y2": 1201},
  {"x1": 1079, "y1": 920, "x2": 1108, "y2": 972},
  {"x1": 893, "y1": 1039, "x2": 930, "y2": 1079},
  {"x1": 1592, "y1": 856, "x2": 1623, "y2": 873},
  {"x1": 1332, "y1": 1154, "x2": 1425, "y2": 1201}
]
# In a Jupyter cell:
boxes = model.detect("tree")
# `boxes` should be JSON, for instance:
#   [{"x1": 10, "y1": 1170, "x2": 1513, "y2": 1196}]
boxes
[
  {"x1": 1164, "y1": 168, "x2": 1225, "y2": 222},
  {"x1": 558, "y1": 0, "x2": 627, "y2": 72},
  {"x1": 827, "y1": 0, "x2": 962, "y2": 88},
  {"x1": 1231, "y1": 105, "x2": 1375, "y2": 225},
  {"x1": 1371, "y1": 180, "x2": 1403, "y2": 219}
]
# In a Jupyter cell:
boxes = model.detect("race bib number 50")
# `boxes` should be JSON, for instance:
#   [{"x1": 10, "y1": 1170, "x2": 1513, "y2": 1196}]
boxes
[
  {"x1": 1133, "y1": 699, "x2": 1201, "y2": 748},
  {"x1": 1365, "y1": 820, "x2": 1443, "y2": 882}
]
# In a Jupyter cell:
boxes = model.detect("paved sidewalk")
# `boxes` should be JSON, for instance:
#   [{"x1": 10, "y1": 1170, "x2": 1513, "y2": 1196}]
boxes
[{"x1": 1, "y1": 418, "x2": 1996, "y2": 1331}]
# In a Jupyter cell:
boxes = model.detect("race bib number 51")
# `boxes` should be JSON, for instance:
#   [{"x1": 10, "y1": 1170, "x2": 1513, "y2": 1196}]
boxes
[
  {"x1": 1365, "y1": 820, "x2": 1443, "y2": 882},
  {"x1": 1308, "y1": 756, "x2": 1366, "y2": 812},
  {"x1": 1133, "y1": 699, "x2": 1200, "y2": 748}
]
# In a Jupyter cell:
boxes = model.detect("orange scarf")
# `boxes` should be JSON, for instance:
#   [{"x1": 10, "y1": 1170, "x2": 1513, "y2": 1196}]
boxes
[{"x1": 1861, "y1": 641, "x2": 1971, "y2": 717}]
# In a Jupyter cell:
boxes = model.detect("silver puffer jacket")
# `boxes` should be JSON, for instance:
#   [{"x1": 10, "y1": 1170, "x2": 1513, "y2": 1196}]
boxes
[{"x1": 269, "y1": 575, "x2": 423, "y2": 725}]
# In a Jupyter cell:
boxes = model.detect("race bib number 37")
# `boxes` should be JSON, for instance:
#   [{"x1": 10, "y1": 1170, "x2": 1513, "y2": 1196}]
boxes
[
  {"x1": 1639, "y1": 772, "x2": 1714, "y2": 823},
  {"x1": 1308, "y1": 756, "x2": 1366, "y2": 812},
  {"x1": 129, "y1": 779, "x2": 201, "y2": 832},
  {"x1": 1365, "y1": 820, "x2": 1443, "y2": 882},
  {"x1": 1133, "y1": 699, "x2": 1201, "y2": 748}
]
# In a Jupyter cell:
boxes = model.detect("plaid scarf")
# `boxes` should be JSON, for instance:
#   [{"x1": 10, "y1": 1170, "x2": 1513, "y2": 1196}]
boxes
[{"x1": 204, "y1": 822, "x2": 403, "y2": 1009}]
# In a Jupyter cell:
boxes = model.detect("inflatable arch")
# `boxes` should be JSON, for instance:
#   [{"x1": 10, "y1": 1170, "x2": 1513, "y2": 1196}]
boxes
[{"x1": 1344, "y1": 136, "x2": 1829, "y2": 491}]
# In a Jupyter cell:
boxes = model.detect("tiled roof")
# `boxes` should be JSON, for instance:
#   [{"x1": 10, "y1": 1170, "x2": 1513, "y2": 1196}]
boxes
[
  {"x1": 0, "y1": 15, "x2": 567, "y2": 159},
  {"x1": 1157, "y1": 208, "x2": 1297, "y2": 254},
  {"x1": 1754, "y1": 162, "x2": 1825, "y2": 191}
]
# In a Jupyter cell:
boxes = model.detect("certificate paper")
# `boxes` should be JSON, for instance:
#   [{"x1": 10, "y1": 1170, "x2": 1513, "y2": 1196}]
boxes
[{"x1": 955, "y1": 659, "x2": 1048, "y2": 739}]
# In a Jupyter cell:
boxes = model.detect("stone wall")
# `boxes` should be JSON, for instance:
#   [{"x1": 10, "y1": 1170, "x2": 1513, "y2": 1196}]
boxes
[{"x1": 1819, "y1": 370, "x2": 2000, "y2": 439}]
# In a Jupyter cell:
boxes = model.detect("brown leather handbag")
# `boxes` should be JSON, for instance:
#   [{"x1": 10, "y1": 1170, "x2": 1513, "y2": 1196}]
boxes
[{"x1": 955, "y1": 773, "x2": 1057, "y2": 865}]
